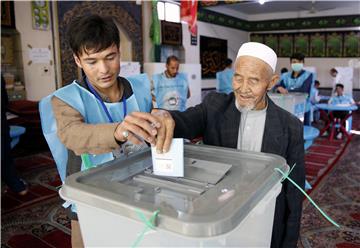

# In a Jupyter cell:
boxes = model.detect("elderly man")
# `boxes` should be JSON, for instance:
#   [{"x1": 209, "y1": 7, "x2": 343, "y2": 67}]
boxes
[{"x1": 153, "y1": 42, "x2": 305, "y2": 248}]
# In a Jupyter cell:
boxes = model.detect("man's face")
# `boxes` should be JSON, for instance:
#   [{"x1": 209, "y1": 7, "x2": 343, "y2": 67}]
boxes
[
  {"x1": 74, "y1": 44, "x2": 120, "y2": 91},
  {"x1": 290, "y1": 58, "x2": 303, "y2": 64},
  {"x1": 166, "y1": 60, "x2": 179, "y2": 77},
  {"x1": 330, "y1": 71, "x2": 337, "y2": 78},
  {"x1": 233, "y1": 56, "x2": 278, "y2": 111},
  {"x1": 335, "y1": 86, "x2": 343, "y2": 96}
]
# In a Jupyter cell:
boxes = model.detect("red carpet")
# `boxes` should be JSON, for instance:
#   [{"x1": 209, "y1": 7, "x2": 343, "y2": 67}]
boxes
[
  {"x1": 304, "y1": 137, "x2": 349, "y2": 193},
  {"x1": 1, "y1": 153, "x2": 71, "y2": 248},
  {"x1": 299, "y1": 133, "x2": 360, "y2": 248}
]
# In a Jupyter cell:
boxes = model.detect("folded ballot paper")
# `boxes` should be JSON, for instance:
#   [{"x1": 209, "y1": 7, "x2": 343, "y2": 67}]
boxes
[{"x1": 151, "y1": 138, "x2": 184, "y2": 177}]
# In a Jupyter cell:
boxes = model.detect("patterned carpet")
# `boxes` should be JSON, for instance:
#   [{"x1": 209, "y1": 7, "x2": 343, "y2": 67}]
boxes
[
  {"x1": 299, "y1": 134, "x2": 360, "y2": 248},
  {"x1": 1, "y1": 153, "x2": 71, "y2": 248}
]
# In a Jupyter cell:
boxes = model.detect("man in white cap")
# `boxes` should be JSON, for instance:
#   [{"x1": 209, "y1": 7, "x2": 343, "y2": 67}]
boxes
[{"x1": 153, "y1": 42, "x2": 305, "y2": 248}]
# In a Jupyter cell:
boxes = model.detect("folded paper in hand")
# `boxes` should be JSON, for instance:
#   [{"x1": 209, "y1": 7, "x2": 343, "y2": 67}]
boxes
[{"x1": 151, "y1": 138, "x2": 184, "y2": 177}]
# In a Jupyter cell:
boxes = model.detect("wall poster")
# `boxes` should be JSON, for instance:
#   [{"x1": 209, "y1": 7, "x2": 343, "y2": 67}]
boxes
[
  {"x1": 200, "y1": 36, "x2": 227, "y2": 79},
  {"x1": 326, "y1": 32, "x2": 343, "y2": 57},
  {"x1": 264, "y1": 34, "x2": 278, "y2": 54},
  {"x1": 310, "y1": 32, "x2": 326, "y2": 57},
  {"x1": 294, "y1": 33, "x2": 309, "y2": 56},
  {"x1": 343, "y1": 31, "x2": 360, "y2": 57},
  {"x1": 278, "y1": 33, "x2": 293, "y2": 57}
]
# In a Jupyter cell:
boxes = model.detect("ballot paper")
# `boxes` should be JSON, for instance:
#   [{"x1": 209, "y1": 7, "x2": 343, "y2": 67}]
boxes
[{"x1": 151, "y1": 138, "x2": 184, "y2": 177}]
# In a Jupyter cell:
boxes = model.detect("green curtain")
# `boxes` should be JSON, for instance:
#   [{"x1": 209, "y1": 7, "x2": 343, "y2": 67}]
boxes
[{"x1": 150, "y1": 0, "x2": 161, "y2": 45}]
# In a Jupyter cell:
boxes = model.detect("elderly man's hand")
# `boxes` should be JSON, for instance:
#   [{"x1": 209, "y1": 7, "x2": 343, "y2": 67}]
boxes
[
  {"x1": 114, "y1": 112, "x2": 160, "y2": 146},
  {"x1": 277, "y1": 86, "x2": 289, "y2": 94},
  {"x1": 151, "y1": 109, "x2": 175, "y2": 153}
]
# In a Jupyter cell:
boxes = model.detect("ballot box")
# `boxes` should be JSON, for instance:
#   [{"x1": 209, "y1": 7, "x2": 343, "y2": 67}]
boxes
[
  {"x1": 268, "y1": 93, "x2": 307, "y2": 121},
  {"x1": 60, "y1": 144, "x2": 288, "y2": 247}
]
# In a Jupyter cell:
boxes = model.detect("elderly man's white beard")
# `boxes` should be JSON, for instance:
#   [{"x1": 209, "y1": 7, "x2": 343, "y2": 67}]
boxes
[{"x1": 235, "y1": 100, "x2": 255, "y2": 113}]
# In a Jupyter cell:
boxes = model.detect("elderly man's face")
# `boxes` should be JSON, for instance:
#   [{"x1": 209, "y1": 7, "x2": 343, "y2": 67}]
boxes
[{"x1": 232, "y1": 56, "x2": 278, "y2": 111}]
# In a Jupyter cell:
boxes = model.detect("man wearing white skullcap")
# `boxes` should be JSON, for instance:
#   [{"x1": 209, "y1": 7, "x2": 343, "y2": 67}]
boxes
[{"x1": 153, "y1": 42, "x2": 305, "y2": 248}]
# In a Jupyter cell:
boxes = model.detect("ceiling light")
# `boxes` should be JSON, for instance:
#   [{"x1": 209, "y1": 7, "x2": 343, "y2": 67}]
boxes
[{"x1": 259, "y1": 0, "x2": 266, "y2": 5}]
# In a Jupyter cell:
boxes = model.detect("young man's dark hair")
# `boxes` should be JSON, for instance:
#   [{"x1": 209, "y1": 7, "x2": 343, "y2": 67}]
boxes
[
  {"x1": 66, "y1": 14, "x2": 120, "y2": 57},
  {"x1": 330, "y1": 68, "x2": 338, "y2": 74},
  {"x1": 335, "y1": 83, "x2": 344, "y2": 89},
  {"x1": 314, "y1": 80, "x2": 320, "y2": 86},
  {"x1": 166, "y1": 55, "x2": 179, "y2": 65},
  {"x1": 280, "y1": 67, "x2": 288, "y2": 74},
  {"x1": 290, "y1": 53, "x2": 305, "y2": 62},
  {"x1": 225, "y1": 58, "x2": 233, "y2": 67}
]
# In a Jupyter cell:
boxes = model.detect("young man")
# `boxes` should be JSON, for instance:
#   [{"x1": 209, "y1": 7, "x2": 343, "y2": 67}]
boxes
[
  {"x1": 40, "y1": 15, "x2": 160, "y2": 247},
  {"x1": 152, "y1": 55, "x2": 190, "y2": 111},
  {"x1": 329, "y1": 83, "x2": 356, "y2": 139},
  {"x1": 276, "y1": 53, "x2": 316, "y2": 125},
  {"x1": 153, "y1": 42, "x2": 305, "y2": 248},
  {"x1": 216, "y1": 58, "x2": 234, "y2": 94}
]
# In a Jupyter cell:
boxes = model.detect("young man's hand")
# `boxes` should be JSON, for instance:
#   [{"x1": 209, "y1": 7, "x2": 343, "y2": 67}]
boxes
[
  {"x1": 114, "y1": 112, "x2": 160, "y2": 146},
  {"x1": 151, "y1": 109, "x2": 175, "y2": 153}
]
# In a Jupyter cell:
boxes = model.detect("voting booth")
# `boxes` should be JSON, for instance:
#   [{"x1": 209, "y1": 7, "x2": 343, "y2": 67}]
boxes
[
  {"x1": 60, "y1": 144, "x2": 288, "y2": 247},
  {"x1": 268, "y1": 93, "x2": 307, "y2": 121}
]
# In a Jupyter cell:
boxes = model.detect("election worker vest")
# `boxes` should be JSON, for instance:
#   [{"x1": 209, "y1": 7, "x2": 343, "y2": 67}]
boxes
[
  {"x1": 216, "y1": 68, "x2": 234, "y2": 94},
  {"x1": 39, "y1": 74, "x2": 152, "y2": 182},
  {"x1": 153, "y1": 72, "x2": 188, "y2": 111}
]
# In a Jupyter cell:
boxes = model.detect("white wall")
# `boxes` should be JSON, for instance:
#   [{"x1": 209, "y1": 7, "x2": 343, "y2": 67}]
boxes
[
  {"x1": 14, "y1": 1, "x2": 56, "y2": 101},
  {"x1": 183, "y1": 21, "x2": 249, "y2": 89}
]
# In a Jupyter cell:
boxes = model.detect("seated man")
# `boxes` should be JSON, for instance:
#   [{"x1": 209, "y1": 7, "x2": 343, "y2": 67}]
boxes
[
  {"x1": 329, "y1": 83, "x2": 355, "y2": 139},
  {"x1": 153, "y1": 42, "x2": 305, "y2": 248}
]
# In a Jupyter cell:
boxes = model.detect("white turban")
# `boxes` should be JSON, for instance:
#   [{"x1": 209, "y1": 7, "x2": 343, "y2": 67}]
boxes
[{"x1": 237, "y1": 42, "x2": 277, "y2": 72}]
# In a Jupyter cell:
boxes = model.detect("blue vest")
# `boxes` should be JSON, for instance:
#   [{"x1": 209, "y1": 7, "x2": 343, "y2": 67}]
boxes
[
  {"x1": 216, "y1": 68, "x2": 234, "y2": 94},
  {"x1": 280, "y1": 70, "x2": 315, "y2": 112},
  {"x1": 153, "y1": 72, "x2": 188, "y2": 111},
  {"x1": 39, "y1": 74, "x2": 152, "y2": 182},
  {"x1": 329, "y1": 94, "x2": 354, "y2": 105}
]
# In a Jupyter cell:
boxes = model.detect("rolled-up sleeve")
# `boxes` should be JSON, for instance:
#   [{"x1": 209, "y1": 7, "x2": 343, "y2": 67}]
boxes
[{"x1": 51, "y1": 96, "x2": 120, "y2": 155}]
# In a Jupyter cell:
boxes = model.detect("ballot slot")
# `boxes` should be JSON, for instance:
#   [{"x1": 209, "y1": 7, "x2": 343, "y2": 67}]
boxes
[{"x1": 131, "y1": 157, "x2": 233, "y2": 197}]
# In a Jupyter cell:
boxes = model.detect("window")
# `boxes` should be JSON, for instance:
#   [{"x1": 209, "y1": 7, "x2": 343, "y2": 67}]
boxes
[{"x1": 157, "y1": 1, "x2": 180, "y2": 23}]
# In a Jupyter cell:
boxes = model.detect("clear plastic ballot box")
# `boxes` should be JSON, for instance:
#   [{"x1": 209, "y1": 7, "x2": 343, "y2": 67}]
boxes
[
  {"x1": 268, "y1": 93, "x2": 307, "y2": 121},
  {"x1": 60, "y1": 144, "x2": 288, "y2": 247}
]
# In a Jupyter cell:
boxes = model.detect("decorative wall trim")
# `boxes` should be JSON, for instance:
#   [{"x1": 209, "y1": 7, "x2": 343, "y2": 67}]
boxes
[
  {"x1": 251, "y1": 31, "x2": 360, "y2": 58},
  {"x1": 198, "y1": 8, "x2": 360, "y2": 32}
]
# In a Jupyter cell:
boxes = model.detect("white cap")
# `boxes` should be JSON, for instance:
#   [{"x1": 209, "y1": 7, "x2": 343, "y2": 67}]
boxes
[{"x1": 237, "y1": 42, "x2": 277, "y2": 72}]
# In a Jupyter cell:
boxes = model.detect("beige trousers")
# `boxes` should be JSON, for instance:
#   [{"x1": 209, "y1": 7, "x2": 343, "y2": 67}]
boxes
[{"x1": 71, "y1": 220, "x2": 84, "y2": 248}]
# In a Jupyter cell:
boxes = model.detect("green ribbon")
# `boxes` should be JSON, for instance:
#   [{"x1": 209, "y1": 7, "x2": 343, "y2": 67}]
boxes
[
  {"x1": 132, "y1": 209, "x2": 160, "y2": 248},
  {"x1": 81, "y1": 153, "x2": 93, "y2": 170},
  {"x1": 275, "y1": 165, "x2": 340, "y2": 228}
]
